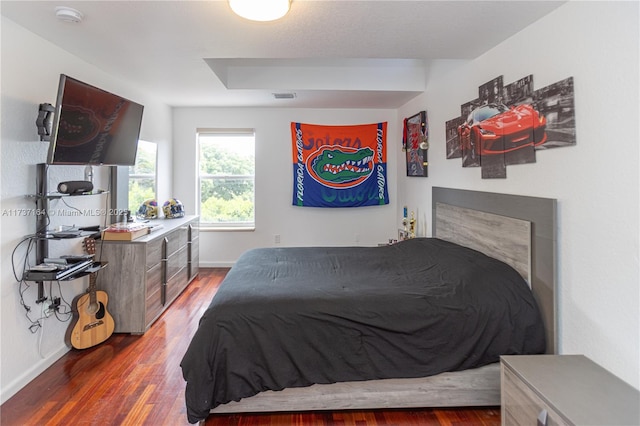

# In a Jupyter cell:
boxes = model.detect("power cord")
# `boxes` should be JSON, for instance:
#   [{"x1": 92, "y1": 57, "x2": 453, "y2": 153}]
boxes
[
  {"x1": 49, "y1": 281, "x2": 72, "y2": 321},
  {"x1": 11, "y1": 235, "x2": 35, "y2": 282},
  {"x1": 13, "y1": 236, "x2": 72, "y2": 332},
  {"x1": 20, "y1": 280, "x2": 45, "y2": 333},
  {"x1": 13, "y1": 235, "x2": 43, "y2": 332}
]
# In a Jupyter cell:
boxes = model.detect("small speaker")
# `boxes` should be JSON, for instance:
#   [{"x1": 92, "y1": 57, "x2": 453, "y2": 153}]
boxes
[{"x1": 58, "y1": 180, "x2": 94, "y2": 195}]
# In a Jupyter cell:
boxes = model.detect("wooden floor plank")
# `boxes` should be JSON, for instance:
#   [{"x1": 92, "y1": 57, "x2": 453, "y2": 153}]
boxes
[{"x1": 1, "y1": 268, "x2": 500, "y2": 426}]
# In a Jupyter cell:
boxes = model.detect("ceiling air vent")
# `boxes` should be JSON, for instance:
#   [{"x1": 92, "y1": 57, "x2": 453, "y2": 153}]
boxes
[{"x1": 273, "y1": 93, "x2": 296, "y2": 99}]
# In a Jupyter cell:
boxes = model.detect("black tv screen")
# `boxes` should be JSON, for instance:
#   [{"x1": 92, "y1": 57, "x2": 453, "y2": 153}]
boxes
[{"x1": 46, "y1": 74, "x2": 144, "y2": 166}]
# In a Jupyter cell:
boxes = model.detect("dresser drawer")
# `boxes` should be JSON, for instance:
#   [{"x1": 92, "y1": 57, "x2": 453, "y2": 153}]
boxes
[
  {"x1": 188, "y1": 235, "x2": 199, "y2": 262},
  {"x1": 188, "y1": 221, "x2": 199, "y2": 241},
  {"x1": 188, "y1": 246, "x2": 199, "y2": 281},
  {"x1": 165, "y1": 226, "x2": 188, "y2": 256},
  {"x1": 166, "y1": 266, "x2": 189, "y2": 305},
  {"x1": 146, "y1": 237, "x2": 164, "y2": 268},
  {"x1": 502, "y1": 363, "x2": 567, "y2": 426},
  {"x1": 145, "y1": 262, "x2": 163, "y2": 327},
  {"x1": 167, "y1": 245, "x2": 188, "y2": 281},
  {"x1": 501, "y1": 355, "x2": 640, "y2": 426}
]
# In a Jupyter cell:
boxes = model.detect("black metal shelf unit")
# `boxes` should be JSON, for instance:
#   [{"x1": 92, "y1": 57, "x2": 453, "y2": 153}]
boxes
[{"x1": 29, "y1": 163, "x2": 107, "y2": 302}]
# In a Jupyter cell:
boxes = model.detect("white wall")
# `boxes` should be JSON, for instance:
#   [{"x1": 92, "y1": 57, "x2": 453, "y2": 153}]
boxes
[
  {"x1": 173, "y1": 108, "x2": 399, "y2": 266},
  {"x1": 397, "y1": 1, "x2": 639, "y2": 388},
  {"x1": 0, "y1": 17, "x2": 173, "y2": 403}
]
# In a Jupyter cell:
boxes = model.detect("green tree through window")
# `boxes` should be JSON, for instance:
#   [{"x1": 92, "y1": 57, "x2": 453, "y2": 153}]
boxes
[{"x1": 198, "y1": 131, "x2": 255, "y2": 227}]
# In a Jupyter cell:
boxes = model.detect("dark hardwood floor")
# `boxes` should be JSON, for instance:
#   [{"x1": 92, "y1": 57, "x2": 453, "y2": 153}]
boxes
[{"x1": 1, "y1": 268, "x2": 500, "y2": 426}]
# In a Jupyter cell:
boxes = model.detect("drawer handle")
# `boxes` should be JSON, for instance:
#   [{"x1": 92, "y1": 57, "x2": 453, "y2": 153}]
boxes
[
  {"x1": 537, "y1": 408, "x2": 548, "y2": 426},
  {"x1": 161, "y1": 237, "x2": 169, "y2": 306},
  {"x1": 162, "y1": 237, "x2": 169, "y2": 260}
]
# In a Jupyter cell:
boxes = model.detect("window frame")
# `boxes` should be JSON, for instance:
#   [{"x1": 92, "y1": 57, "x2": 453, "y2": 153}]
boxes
[
  {"x1": 197, "y1": 129, "x2": 256, "y2": 230},
  {"x1": 128, "y1": 140, "x2": 158, "y2": 214}
]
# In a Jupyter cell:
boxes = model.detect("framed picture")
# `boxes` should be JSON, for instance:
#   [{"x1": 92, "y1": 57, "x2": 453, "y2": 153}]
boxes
[{"x1": 405, "y1": 111, "x2": 428, "y2": 177}]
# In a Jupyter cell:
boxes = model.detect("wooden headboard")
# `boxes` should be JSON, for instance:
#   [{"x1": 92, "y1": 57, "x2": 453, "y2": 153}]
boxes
[
  {"x1": 432, "y1": 187, "x2": 557, "y2": 355},
  {"x1": 435, "y1": 202, "x2": 532, "y2": 283}
]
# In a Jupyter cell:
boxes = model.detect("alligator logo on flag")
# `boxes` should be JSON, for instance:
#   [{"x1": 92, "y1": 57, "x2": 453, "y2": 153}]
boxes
[{"x1": 291, "y1": 122, "x2": 389, "y2": 207}]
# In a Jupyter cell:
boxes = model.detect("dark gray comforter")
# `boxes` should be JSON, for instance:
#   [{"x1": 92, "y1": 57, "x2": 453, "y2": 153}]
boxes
[{"x1": 181, "y1": 238, "x2": 545, "y2": 423}]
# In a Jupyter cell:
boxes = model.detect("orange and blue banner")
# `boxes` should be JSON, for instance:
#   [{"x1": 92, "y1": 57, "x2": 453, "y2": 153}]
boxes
[{"x1": 291, "y1": 122, "x2": 389, "y2": 208}]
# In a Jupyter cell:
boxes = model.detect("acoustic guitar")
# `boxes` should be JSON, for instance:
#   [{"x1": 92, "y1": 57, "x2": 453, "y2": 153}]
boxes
[{"x1": 65, "y1": 238, "x2": 115, "y2": 349}]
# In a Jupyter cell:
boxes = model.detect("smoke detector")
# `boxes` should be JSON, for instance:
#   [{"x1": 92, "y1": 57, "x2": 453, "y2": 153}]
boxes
[{"x1": 55, "y1": 6, "x2": 84, "y2": 23}]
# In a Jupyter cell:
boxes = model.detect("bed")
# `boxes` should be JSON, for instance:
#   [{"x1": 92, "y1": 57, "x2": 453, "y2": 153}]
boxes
[{"x1": 180, "y1": 187, "x2": 557, "y2": 424}]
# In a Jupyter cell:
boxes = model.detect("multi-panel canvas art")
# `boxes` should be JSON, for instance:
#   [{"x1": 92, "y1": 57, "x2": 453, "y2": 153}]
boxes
[{"x1": 445, "y1": 75, "x2": 576, "y2": 178}]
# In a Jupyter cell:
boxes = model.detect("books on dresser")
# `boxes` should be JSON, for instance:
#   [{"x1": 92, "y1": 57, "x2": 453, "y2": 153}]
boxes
[{"x1": 101, "y1": 223, "x2": 150, "y2": 241}]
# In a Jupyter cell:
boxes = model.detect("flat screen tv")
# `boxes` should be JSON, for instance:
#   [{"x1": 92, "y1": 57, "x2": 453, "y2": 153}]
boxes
[{"x1": 46, "y1": 74, "x2": 144, "y2": 166}]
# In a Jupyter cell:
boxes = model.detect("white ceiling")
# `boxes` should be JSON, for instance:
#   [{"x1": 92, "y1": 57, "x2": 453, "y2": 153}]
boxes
[{"x1": 1, "y1": 0, "x2": 566, "y2": 108}]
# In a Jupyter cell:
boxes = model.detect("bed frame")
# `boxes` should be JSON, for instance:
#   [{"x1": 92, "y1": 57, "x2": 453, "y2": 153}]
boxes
[{"x1": 208, "y1": 187, "x2": 557, "y2": 416}]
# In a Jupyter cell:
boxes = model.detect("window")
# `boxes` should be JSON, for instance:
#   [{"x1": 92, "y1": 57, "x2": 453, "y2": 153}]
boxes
[
  {"x1": 198, "y1": 130, "x2": 255, "y2": 228},
  {"x1": 128, "y1": 140, "x2": 157, "y2": 212}
]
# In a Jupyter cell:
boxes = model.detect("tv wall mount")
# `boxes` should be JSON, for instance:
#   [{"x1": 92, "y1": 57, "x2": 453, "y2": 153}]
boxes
[{"x1": 36, "y1": 103, "x2": 55, "y2": 142}]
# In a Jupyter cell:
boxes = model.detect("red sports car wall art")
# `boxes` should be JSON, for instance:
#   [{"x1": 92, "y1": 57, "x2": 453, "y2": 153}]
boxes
[
  {"x1": 446, "y1": 74, "x2": 576, "y2": 179},
  {"x1": 457, "y1": 103, "x2": 547, "y2": 156}
]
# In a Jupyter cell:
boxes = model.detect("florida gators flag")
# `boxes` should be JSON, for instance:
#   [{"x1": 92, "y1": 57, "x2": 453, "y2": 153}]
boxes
[{"x1": 291, "y1": 122, "x2": 389, "y2": 207}]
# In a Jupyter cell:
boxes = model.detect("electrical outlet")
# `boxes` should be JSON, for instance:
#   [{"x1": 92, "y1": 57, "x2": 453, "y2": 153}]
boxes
[{"x1": 274, "y1": 234, "x2": 281, "y2": 244}]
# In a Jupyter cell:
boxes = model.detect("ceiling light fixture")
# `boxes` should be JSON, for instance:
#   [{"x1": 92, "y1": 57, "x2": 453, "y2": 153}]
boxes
[
  {"x1": 55, "y1": 6, "x2": 84, "y2": 23},
  {"x1": 228, "y1": 0, "x2": 291, "y2": 22}
]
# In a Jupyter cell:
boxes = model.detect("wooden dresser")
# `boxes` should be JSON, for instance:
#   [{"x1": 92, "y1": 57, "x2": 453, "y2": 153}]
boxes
[
  {"x1": 96, "y1": 216, "x2": 199, "y2": 334},
  {"x1": 501, "y1": 355, "x2": 640, "y2": 426}
]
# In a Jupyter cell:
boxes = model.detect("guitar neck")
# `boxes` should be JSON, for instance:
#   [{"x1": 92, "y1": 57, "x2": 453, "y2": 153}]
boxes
[
  {"x1": 88, "y1": 273, "x2": 97, "y2": 304},
  {"x1": 84, "y1": 237, "x2": 99, "y2": 304}
]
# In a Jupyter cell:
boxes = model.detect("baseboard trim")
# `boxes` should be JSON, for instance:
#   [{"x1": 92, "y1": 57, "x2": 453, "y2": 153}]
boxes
[{"x1": 0, "y1": 345, "x2": 70, "y2": 404}]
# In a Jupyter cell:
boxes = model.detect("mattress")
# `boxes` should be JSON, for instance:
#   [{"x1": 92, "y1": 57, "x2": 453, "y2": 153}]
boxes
[{"x1": 180, "y1": 238, "x2": 545, "y2": 423}]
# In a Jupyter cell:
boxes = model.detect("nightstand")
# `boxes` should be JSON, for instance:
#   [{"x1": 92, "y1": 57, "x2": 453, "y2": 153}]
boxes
[{"x1": 501, "y1": 355, "x2": 639, "y2": 426}]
